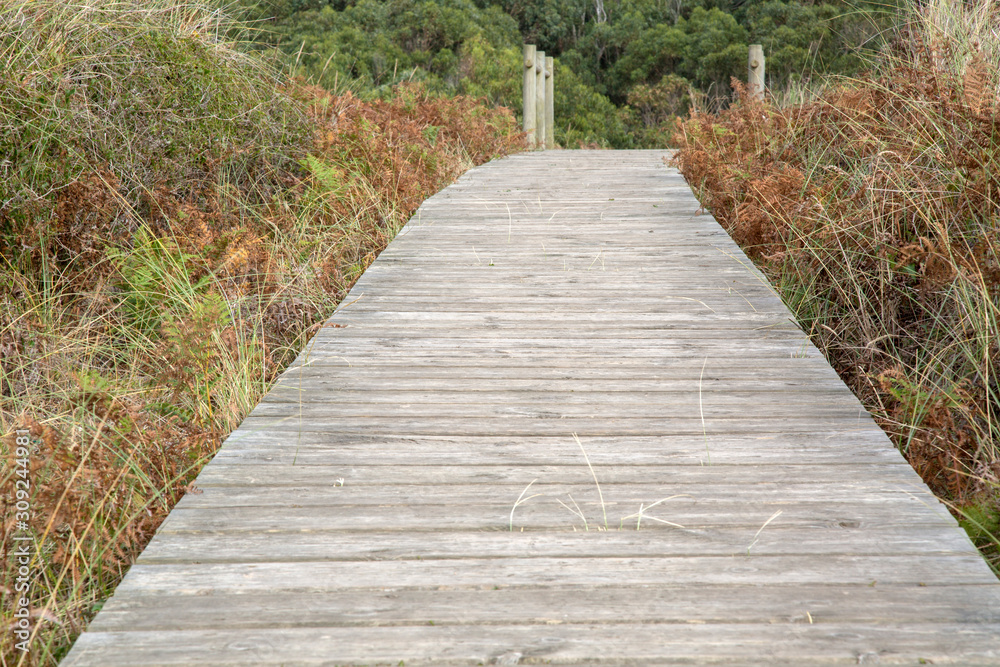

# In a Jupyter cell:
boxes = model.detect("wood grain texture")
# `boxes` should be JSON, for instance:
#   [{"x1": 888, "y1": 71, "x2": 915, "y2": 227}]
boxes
[{"x1": 62, "y1": 150, "x2": 1000, "y2": 666}]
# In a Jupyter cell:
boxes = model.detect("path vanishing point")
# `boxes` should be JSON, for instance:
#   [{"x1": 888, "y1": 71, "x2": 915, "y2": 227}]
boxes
[{"x1": 63, "y1": 150, "x2": 1000, "y2": 665}]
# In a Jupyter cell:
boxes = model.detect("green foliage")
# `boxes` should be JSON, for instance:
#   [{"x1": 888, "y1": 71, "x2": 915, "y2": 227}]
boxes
[
  {"x1": 455, "y1": 35, "x2": 522, "y2": 107},
  {"x1": 0, "y1": 0, "x2": 309, "y2": 269},
  {"x1": 628, "y1": 74, "x2": 689, "y2": 145},
  {"x1": 956, "y1": 501, "x2": 1000, "y2": 576},
  {"x1": 490, "y1": 0, "x2": 590, "y2": 52},
  {"x1": 110, "y1": 229, "x2": 208, "y2": 340},
  {"x1": 609, "y1": 22, "x2": 688, "y2": 97},
  {"x1": 252, "y1": 0, "x2": 520, "y2": 93},
  {"x1": 958, "y1": 502, "x2": 1000, "y2": 545},
  {"x1": 250, "y1": 0, "x2": 889, "y2": 148},
  {"x1": 609, "y1": 7, "x2": 747, "y2": 100},
  {"x1": 683, "y1": 8, "x2": 749, "y2": 91},
  {"x1": 158, "y1": 290, "x2": 232, "y2": 426},
  {"x1": 745, "y1": 1, "x2": 866, "y2": 85},
  {"x1": 554, "y1": 61, "x2": 631, "y2": 147}
]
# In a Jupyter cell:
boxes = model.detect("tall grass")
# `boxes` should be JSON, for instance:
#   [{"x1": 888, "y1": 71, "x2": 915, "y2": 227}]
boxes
[
  {"x1": 673, "y1": 0, "x2": 1000, "y2": 574},
  {"x1": 0, "y1": 1, "x2": 522, "y2": 663}
]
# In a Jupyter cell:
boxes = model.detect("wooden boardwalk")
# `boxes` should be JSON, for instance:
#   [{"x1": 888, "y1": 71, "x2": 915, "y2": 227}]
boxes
[{"x1": 64, "y1": 150, "x2": 1000, "y2": 665}]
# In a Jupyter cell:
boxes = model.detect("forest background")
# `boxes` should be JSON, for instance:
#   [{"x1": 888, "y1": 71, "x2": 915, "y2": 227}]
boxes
[{"x1": 239, "y1": 0, "x2": 891, "y2": 147}]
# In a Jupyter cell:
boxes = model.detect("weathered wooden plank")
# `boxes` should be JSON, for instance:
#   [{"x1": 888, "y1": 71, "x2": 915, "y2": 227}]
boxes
[
  {"x1": 268, "y1": 343, "x2": 833, "y2": 366},
  {"x1": 210, "y1": 432, "x2": 907, "y2": 465},
  {"x1": 251, "y1": 389, "x2": 866, "y2": 411},
  {"x1": 155, "y1": 501, "x2": 958, "y2": 535},
  {"x1": 322, "y1": 298, "x2": 788, "y2": 312},
  {"x1": 339, "y1": 291, "x2": 773, "y2": 305},
  {"x1": 278, "y1": 354, "x2": 832, "y2": 370},
  {"x1": 173, "y1": 483, "x2": 934, "y2": 510},
  {"x1": 61, "y1": 624, "x2": 1000, "y2": 667},
  {"x1": 264, "y1": 377, "x2": 854, "y2": 392},
  {"x1": 381, "y1": 234, "x2": 739, "y2": 243},
  {"x1": 294, "y1": 317, "x2": 800, "y2": 329},
  {"x1": 235, "y1": 415, "x2": 878, "y2": 436},
  {"x1": 272, "y1": 358, "x2": 843, "y2": 377},
  {"x1": 310, "y1": 310, "x2": 795, "y2": 324},
  {"x1": 135, "y1": 526, "x2": 981, "y2": 564},
  {"x1": 370, "y1": 243, "x2": 757, "y2": 253},
  {"x1": 294, "y1": 344, "x2": 825, "y2": 357},
  {"x1": 185, "y1": 463, "x2": 923, "y2": 488},
  {"x1": 276, "y1": 368, "x2": 846, "y2": 387},
  {"x1": 294, "y1": 329, "x2": 811, "y2": 342},
  {"x1": 86, "y1": 584, "x2": 1000, "y2": 632},
  {"x1": 373, "y1": 243, "x2": 757, "y2": 253},
  {"x1": 103, "y1": 556, "x2": 997, "y2": 594},
  {"x1": 299, "y1": 335, "x2": 812, "y2": 349},
  {"x1": 244, "y1": 402, "x2": 869, "y2": 422},
  {"x1": 354, "y1": 266, "x2": 769, "y2": 278}
]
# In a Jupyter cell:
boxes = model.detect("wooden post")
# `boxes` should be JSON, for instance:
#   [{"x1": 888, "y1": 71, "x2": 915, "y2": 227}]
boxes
[
  {"x1": 748, "y1": 44, "x2": 765, "y2": 101},
  {"x1": 523, "y1": 44, "x2": 536, "y2": 148},
  {"x1": 545, "y1": 56, "x2": 554, "y2": 149},
  {"x1": 535, "y1": 50, "x2": 546, "y2": 149}
]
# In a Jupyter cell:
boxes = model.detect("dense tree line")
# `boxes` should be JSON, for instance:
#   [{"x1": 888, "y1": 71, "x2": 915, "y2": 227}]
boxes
[{"x1": 239, "y1": 0, "x2": 891, "y2": 147}]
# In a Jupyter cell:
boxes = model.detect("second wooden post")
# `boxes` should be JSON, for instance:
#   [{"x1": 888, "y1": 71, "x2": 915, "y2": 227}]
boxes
[
  {"x1": 748, "y1": 44, "x2": 765, "y2": 101},
  {"x1": 545, "y1": 56, "x2": 554, "y2": 149},
  {"x1": 523, "y1": 44, "x2": 536, "y2": 148},
  {"x1": 535, "y1": 50, "x2": 546, "y2": 149}
]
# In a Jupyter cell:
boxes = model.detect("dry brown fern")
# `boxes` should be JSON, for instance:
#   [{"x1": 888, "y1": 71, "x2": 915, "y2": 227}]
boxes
[{"x1": 963, "y1": 48, "x2": 989, "y2": 115}]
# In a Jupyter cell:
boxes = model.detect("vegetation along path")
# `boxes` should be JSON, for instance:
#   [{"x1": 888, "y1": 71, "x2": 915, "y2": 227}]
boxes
[{"x1": 62, "y1": 151, "x2": 1000, "y2": 665}]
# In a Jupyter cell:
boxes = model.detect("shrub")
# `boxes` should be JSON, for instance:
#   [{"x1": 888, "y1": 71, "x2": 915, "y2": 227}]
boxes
[{"x1": 673, "y1": 0, "x2": 1000, "y2": 574}]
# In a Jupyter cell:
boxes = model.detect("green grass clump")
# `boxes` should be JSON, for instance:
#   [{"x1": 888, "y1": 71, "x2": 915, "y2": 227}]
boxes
[
  {"x1": 956, "y1": 501, "x2": 1000, "y2": 574},
  {"x1": 0, "y1": 0, "x2": 308, "y2": 245},
  {"x1": 0, "y1": 1, "x2": 522, "y2": 663},
  {"x1": 673, "y1": 0, "x2": 1000, "y2": 575}
]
